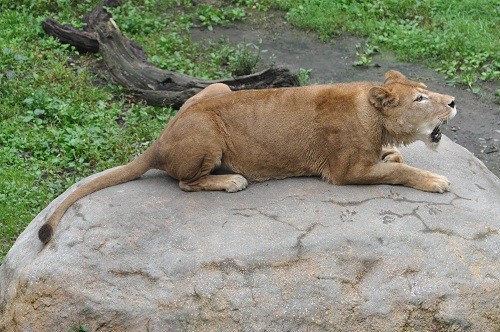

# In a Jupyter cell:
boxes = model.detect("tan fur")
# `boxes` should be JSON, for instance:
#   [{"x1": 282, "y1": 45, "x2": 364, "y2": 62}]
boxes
[{"x1": 38, "y1": 71, "x2": 456, "y2": 244}]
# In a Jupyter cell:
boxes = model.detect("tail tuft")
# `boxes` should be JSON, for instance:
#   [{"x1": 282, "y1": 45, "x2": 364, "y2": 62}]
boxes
[{"x1": 38, "y1": 224, "x2": 53, "y2": 244}]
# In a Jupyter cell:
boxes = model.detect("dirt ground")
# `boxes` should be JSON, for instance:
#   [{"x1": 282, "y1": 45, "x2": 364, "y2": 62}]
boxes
[{"x1": 190, "y1": 12, "x2": 500, "y2": 178}]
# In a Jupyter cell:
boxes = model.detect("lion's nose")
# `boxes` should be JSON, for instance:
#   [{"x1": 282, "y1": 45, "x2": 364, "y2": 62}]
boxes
[{"x1": 448, "y1": 100, "x2": 455, "y2": 108}]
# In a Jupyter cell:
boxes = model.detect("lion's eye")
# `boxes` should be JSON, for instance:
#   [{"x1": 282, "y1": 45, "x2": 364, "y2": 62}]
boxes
[{"x1": 414, "y1": 95, "x2": 425, "y2": 102}]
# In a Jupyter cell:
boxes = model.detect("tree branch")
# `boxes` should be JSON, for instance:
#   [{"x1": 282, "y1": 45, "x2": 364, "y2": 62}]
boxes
[{"x1": 42, "y1": 0, "x2": 300, "y2": 108}]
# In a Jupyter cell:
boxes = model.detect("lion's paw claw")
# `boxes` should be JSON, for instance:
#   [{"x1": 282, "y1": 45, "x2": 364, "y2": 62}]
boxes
[
  {"x1": 423, "y1": 173, "x2": 450, "y2": 193},
  {"x1": 226, "y1": 175, "x2": 248, "y2": 192}
]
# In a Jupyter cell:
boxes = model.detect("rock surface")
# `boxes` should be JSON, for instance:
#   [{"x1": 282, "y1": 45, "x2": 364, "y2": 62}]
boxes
[{"x1": 1, "y1": 137, "x2": 499, "y2": 331}]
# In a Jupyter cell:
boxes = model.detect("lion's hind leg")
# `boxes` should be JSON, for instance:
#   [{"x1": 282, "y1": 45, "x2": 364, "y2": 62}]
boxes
[
  {"x1": 381, "y1": 146, "x2": 404, "y2": 163},
  {"x1": 179, "y1": 174, "x2": 248, "y2": 192}
]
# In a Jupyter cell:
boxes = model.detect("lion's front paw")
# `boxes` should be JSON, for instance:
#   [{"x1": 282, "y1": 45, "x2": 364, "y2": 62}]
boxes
[
  {"x1": 418, "y1": 172, "x2": 450, "y2": 193},
  {"x1": 225, "y1": 175, "x2": 248, "y2": 192},
  {"x1": 381, "y1": 147, "x2": 403, "y2": 163}
]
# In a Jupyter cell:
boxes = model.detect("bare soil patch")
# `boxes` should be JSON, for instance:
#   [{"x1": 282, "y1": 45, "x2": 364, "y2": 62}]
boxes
[{"x1": 190, "y1": 11, "x2": 499, "y2": 178}]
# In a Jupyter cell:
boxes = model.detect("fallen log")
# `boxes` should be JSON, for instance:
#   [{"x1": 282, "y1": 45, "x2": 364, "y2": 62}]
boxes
[
  {"x1": 42, "y1": 0, "x2": 148, "y2": 60},
  {"x1": 42, "y1": 0, "x2": 300, "y2": 108},
  {"x1": 83, "y1": 0, "x2": 121, "y2": 31},
  {"x1": 96, "y1": 20, "x2": 299, "y2": 107},
  {"x1": 42, "y1": 18, "x2": 99, "y2": 53}
]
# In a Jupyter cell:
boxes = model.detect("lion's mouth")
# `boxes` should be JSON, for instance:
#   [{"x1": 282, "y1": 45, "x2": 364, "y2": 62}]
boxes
[{"x1": 430, "y1": 124, "x2": 442, "y2": 143}]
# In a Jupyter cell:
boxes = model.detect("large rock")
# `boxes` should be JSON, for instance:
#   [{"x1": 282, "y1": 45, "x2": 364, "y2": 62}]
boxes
[{"x1": 1, "y1": 137, "x2": 499, "y2": 331}]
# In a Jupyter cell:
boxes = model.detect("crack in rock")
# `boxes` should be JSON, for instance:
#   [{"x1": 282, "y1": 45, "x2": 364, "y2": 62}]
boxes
[
  {"x1": 202, "y1": 258, "x2": 249, "y2": 275},
  {"x1": 293, "y1": 223, "x2": 325, "y2": 258},
  {"x1": 323, "y1": 195, "x2": 383, "y2": 207},
  {"x1": 379, "y1": 207, "x2": 423, "y2": 224},
  {"x1": 109, "y1": 269, "x2": 159, "y2": 283},
  {"x1": 325, "y1": 190, "x2": 472, "y2": 209},
  {"x1": 472, "y1": 228, "x2": 499, "y2": 240},
  {"x1": 421, "y1": 221, "x2": 499, "y2": 241},
  {"x1": 230, "y1": 207, "x2": 302, "y2": 231}
]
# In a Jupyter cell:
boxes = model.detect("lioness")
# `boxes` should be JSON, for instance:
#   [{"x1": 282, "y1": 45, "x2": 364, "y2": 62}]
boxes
[{"x1": 38, "y1": 70, "x2": 456, "y2": 244}]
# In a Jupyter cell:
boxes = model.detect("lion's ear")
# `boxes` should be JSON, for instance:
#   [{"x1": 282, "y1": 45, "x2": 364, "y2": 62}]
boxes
[
  {"x1": 384, "y1": 70, "x2": 406, "y2": 84},
  {"x1": 369, "y1": 86, "x2": 399, "y2": 111}
]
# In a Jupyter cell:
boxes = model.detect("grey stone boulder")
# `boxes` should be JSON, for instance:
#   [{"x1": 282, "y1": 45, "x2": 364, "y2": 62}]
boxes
[{"x1": 1, "y1": 136, "x2": 499, "y2": 331}]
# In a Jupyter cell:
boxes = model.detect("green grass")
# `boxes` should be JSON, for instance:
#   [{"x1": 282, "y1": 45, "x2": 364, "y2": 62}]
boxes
[
  {"x1": 269, "y1": 0, "x2": 499, "y2": 89},
  {"x1": 0, "y1": 0, "x2": 498, "y2": 261},
  {"x1": 0, "y1": 0, "x2": 258, "y2": 260}
]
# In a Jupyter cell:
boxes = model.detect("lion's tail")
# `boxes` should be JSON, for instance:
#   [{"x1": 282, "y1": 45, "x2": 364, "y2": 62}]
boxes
[{"x1": 38, "y1": 144, "x2": 157, "y2": 244}]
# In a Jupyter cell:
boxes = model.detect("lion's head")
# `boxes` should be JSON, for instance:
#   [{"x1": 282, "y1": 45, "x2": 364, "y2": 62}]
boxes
[{"x1": 369, "y1": 70, "x2": 457, "y2": 149}]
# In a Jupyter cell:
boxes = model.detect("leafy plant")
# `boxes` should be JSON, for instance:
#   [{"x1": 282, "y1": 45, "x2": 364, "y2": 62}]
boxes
[
  {"x1": 68, "y1": 324, "x2": 89, "y2": 332},
  {"x1": 227, "y1": 40, "x2": 266, "y2": 76},
  {"x1": 297, "y1": 68, "x2": 312, "y2": 86},
  {"x1": 436, "y1": 51, "x2": 499, "y2": 91},
  {"x1": 353, "y1": 42, "x2": 379, "y2": 67},
  {"x1": 196, "y1": 3, "x2": 246, "y2": 31}
]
